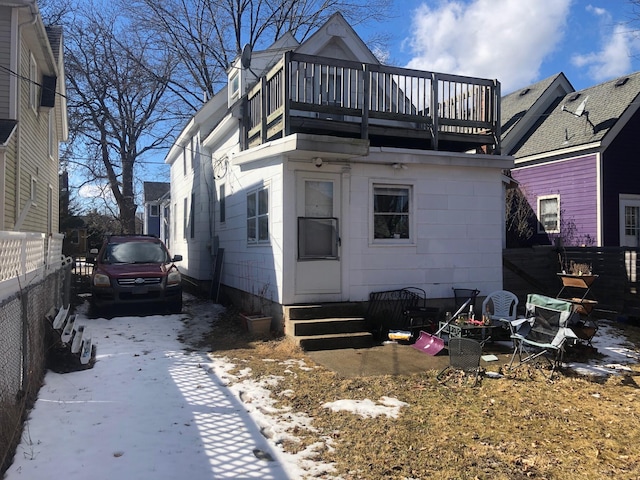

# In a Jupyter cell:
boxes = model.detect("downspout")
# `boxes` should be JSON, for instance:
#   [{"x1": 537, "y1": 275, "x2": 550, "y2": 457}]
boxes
[{"x1": 13, "y1": 0, "x2": 39, "y2": 230}]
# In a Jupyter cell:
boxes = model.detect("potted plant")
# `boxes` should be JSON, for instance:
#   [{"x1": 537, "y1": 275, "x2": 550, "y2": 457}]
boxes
[{"x1": 558, "y1": 261, "x2": 598, "y2": 287}]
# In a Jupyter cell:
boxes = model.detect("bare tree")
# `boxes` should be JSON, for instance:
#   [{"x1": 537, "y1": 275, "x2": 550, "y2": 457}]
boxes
[
  {"x1": 505, "y1": 184, "x2": 535, "y2": 247},
  {"x1": 125, "y1": 0, "x2": 393, "y2": 110},
  {"x1": 64, "y1": 5, "x2": 179, "y2": 233}
]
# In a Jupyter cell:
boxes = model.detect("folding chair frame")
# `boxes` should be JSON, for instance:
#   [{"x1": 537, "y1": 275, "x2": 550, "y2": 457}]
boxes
[{"x1": 506, "y1": 295, "x2": 578, "y2": 381}]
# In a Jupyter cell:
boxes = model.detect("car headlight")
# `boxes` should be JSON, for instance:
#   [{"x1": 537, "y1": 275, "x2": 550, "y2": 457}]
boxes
[
  {"x1": 93, "y1": 273, "x2": 111, "y2": 287},
  {"x1": 167, "y1": 269, "x2": 181, "y2": 286}
]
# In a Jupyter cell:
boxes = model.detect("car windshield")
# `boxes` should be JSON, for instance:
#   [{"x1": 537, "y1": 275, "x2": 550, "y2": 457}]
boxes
[{"x1": 104, "y1": 242, "x2": 169, "y2": 264}]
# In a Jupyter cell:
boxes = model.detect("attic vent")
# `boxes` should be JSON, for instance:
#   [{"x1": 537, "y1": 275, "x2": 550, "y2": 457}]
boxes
[
  {"x1": 615, "y1": 77, "x2": 629, "y2": 87},
  {"x1": 519, "y1": 88, "x2": 530, "y2": 96},
  {"x1": 568, "y1": 93, "x2": 581, "y2": 102}
]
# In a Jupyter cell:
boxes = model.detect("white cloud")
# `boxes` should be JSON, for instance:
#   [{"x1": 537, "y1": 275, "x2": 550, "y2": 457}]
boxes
[
  {"x1": 571, "y1": 6, "x2": 640, "y2": 83},
  {"x1": 78, "y1": 183, "x2": 115, "y2": 201},
  {"x1": 404, "y1": 0, "x2": 571, "y2": 93},
  {"x1": 586, "y1": 5, "x2": 608, "y2": 17}
]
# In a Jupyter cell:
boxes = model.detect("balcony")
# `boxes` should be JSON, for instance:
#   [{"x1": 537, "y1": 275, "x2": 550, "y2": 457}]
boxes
[{"x1": 243, "y1": 52, "x2": 501, "y2": 154}]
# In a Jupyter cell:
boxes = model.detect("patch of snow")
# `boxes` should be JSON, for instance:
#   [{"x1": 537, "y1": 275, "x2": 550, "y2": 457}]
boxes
[{"x1": 322, "y1": 396, "x2": 409, "y2": 419}]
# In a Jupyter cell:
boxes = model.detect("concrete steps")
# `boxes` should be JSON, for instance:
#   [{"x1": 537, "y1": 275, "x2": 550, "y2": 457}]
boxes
[{"x1": 285, "y1": 302, "x2": 373, "y2": 351}]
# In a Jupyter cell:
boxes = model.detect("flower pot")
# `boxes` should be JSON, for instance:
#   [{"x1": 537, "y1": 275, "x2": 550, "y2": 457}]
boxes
[{"x1": 240, "y1": 313, "x2": 272, "y2": 337}]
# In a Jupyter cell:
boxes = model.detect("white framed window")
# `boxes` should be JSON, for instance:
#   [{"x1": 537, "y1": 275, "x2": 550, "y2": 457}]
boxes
[
  {"x1": 29, "y1": 53, "x2": 38, "y2": 111},
  {"x1": 150, "y1": 204, "x2": 159, "y2": 217},
  {"x1": 230, "y1": 71, "x2": 240, "y2": 100},
  {"x1": 372, "y1": 184, "x2": 411, "y2": 240},
  {"x1": 247, "y1": 186, "x2": 269, "y2": 244},
  {"x1": 538, "y1": 194, "x2": 560, "y2": 233}
]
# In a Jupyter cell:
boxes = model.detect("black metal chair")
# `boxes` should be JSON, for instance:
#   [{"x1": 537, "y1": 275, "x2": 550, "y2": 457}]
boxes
[
  {"x1": 453, "y1": 287, "x2": 480, "y2": 316},
  {"x1": 437, "y1": 337, "x2": 483, "y2": 386}
]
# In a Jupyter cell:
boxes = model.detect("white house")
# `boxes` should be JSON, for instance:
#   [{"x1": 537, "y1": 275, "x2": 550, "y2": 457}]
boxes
[{"x1": 165, "y1": 13, "x2": 512, "y2": 339}]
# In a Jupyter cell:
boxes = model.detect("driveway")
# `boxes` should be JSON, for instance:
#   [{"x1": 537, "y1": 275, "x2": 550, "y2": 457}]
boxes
[{"x1": 4, "y1": 296, "x2": 308, "y2": 480}]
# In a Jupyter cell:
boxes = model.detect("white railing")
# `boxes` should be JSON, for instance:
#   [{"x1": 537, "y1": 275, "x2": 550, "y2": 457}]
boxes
[{"x1": 0, "y1": 231, "x2": 66, "y2": 300}]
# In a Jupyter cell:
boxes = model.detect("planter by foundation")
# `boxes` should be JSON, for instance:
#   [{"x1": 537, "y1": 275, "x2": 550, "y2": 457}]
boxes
[{"x1": 240, "y1": 313, "x2": 272, "y2": 337}]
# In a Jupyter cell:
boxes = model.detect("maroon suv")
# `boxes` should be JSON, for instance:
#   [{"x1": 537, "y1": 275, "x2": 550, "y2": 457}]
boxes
[{"x1": 90, "y1": 235, "x2": 183, "y2": 313}]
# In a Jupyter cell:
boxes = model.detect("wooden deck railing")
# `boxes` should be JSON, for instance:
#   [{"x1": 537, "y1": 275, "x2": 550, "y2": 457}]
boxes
[{"x1": 245, "y1": 52, "x2": 501, "y2": 152}]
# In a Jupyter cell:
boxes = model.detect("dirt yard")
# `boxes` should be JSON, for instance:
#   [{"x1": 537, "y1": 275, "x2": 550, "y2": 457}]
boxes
[{"x1": 192, "y1": 305, "x2": 640, "y2": 480}]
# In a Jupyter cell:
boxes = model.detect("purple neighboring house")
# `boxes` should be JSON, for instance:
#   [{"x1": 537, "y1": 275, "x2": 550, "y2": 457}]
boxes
[{"x1": 502, "y1": 71, "x2": 640, "y2": 247}]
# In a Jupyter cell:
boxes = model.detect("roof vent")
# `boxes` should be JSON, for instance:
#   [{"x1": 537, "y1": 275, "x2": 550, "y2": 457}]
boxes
[
  {"x1": 615, "y1": 77, "x2": 629, "y2": 87},
  {"x1": 519, "y1": 88, "x2": 530, "y2": 96},
  {"x1": 568, "y1": 93, "x2": 581, "y2": 102}
]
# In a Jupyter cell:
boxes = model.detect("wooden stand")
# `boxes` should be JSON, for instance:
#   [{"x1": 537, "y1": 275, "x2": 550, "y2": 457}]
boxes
[{"x1": 557, "y1": 274, "x2": 598, "y2": 344}]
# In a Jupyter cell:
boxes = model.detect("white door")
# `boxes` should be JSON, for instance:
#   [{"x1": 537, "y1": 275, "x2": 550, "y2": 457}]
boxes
[
  {"x1": 295, "y1": 173, "x2": 341, "y2": 296},
  {"x1": 620, "y1": 194, "x2": 640, "y2": 247}
]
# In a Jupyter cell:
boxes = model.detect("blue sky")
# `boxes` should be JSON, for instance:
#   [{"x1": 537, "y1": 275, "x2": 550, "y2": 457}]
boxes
[
  {"x1": 79, "y1": 0, "x2": 640, "y2": 208},
  {"x1": 366, "y1": 0, "x2": 640, "y2": 94}
]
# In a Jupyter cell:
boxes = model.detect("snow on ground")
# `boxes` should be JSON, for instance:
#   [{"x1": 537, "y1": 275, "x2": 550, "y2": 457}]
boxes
[{"x1": 4, "y1": 295, "x2": 639, "y2": 480}]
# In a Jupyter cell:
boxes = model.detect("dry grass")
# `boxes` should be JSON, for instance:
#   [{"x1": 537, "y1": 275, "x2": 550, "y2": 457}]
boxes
[{"x1": 200, "y1": 309, "x2": 640, "y2": 479}]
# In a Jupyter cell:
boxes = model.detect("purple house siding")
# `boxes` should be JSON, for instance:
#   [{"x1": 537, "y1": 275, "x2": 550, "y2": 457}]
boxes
[{"x1": 512, "y1": 154, "x2": 598, "y2": 245}]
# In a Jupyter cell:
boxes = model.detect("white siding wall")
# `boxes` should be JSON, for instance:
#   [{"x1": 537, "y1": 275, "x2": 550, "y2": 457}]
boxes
[
  {"x1": 211, "y1": 148, "x2": 506, "y2": 306},
  {"x1": 342, "y1": 160, "x2": 504, "y2": 302},
  {"x1": 215, "y1": 155, "x2": 284, "y2": 308},
  {"x1": 169, "y1": 133, "x2": 218, "y2": 280}
]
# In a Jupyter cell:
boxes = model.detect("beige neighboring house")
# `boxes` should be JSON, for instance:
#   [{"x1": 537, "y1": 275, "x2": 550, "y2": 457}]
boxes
[{"x1": 0, "y1": 0, "x2": 68, "y2": 234}]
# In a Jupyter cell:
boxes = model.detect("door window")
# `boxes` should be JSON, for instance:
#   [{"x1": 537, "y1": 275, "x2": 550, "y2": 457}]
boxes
[{"x1": 298, "y1": 180, "x2": 338, "y2": 259}]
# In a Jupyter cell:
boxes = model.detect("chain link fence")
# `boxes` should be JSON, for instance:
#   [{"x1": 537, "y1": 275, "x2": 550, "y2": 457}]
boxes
[{"x1": 0, "y1": 260, "x2": 70, "y2": 474}]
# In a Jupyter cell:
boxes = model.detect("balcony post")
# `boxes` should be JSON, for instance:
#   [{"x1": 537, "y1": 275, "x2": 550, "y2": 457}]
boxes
[
  {"x1": 260, "y1": 76, "x2": 268, "y2": 144},
  {"x1": 494, "y1": 80, "x2": 501, "y2": 154},
  {"x1": 283, "y1": 51, "x2": 291, "y2": 137},
  {"x1": 431, "y1": 73, "x2": 439, "y2": 151},
  {"x1": 361, "y1": 64, "x2": 370, "y2": 139}
]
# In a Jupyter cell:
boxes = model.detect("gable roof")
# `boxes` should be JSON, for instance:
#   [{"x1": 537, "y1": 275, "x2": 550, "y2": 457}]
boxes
[
  {"x1": 513, "y1": 71, "x2": 640, "y2": 159},
  {"x1": 294, "y1": 12, "x2": 379, "y2": 64},
  {"x1": 143, "y1": 182, "x2": 170, "y2": 202},
  {"x1": 501, "y1": 72, "x2": 573, "y2": 155}
]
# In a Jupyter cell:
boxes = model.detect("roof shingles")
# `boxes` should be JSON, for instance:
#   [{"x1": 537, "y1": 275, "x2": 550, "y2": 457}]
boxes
[{"x1": 513, "y1": 71, "x2": 640, "y2": 158}]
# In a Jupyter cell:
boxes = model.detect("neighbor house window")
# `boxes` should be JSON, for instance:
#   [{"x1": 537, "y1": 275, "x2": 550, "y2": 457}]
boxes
[
  {"x1": 220, "y1": 184, "x2": 226, "y2": 223},
  {"x1": 183, "y1": 198, "x2": 187, "y2": 238},
  {"x1": 538, "y1": 195, "x2": 560, "y2": 233},
  {"x1": 173, "y1": 202, "x2": 177, "y2": 239},
  {"x1": 247, "y1": 187, "x2": 269, "y2": 244},
  {"x1": 190, "y1": 193, "x2": 195, "y2": 238},
  {"x1": 150, "y1": 204, "x2": 159, "y2": 217},
  {"x1": 31, "y1": 177, "x2": 37, "y2": 204},
  {"x1": 625, "y1": 205, "x2": 640, "y2": 236},
  {"x1": 373, "y1": 185, "x2": 410, "y2": 240},
  {"x1": 29, "y1": 53, "x2": 38, "y2": 111},
  {"x1": 183, "y1": 146, "x2": 187, "y2": 176},
  {"x1": 48, "y1": 110, "x2": 55, "y2": 159}
]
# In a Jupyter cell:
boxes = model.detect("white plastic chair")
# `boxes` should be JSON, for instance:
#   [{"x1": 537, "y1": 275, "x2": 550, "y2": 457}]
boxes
[{"x1": 481, "y1": 290, "x2": 519, "y2": 324}]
